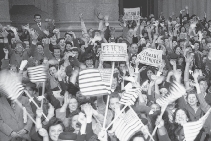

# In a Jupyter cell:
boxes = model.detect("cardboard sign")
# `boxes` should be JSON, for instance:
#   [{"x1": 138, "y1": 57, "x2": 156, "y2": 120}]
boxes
[
  {"x1": 124, "y1": 7, "x2": 141, "y2": 20},
  {"x1": 101, "y1": 43, "x2": 127, "y2": 61},
  {"x1": 137, "y1": 48, "x2": 162, "y2": 67}
]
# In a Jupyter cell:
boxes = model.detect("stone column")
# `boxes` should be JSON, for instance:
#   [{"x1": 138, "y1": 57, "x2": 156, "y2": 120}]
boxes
[
  {"x1": 0, "y1": 0, "x2": 10, "y2": 25},
  {"x1": 54, "y1": 0, "x2": 121, "y2": 36}
]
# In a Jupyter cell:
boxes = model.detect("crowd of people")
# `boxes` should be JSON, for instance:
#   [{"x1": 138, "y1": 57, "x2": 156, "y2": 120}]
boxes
[{"x1": 0, "y1": 5, "x2": 211, "y2": 141}]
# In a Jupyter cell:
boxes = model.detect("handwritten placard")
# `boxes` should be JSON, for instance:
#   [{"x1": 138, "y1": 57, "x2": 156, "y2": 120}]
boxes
[
  {"x1": 124, "y1": 7, "x2": 141, "y2": 20},
  {"x1": 101, "y1": 43, "x2": 127, "y2": 61},
  {"x1": 137, "y1": 48, "x2": 162, "y2": 67}
]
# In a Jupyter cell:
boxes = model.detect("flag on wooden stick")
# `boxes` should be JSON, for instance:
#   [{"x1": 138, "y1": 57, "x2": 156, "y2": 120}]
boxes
[
  {"x1": 113, "y1": 107, "x2": 154, "y2": 141},
  {"x1": 183, "y1": 108, "x2": 211, "y2": 141},
  {"x1": 151, "y1": 81, "x2": 186, "y2": 136},
  {"x1": 113, "y1": 108, "x2": 144, "y2": 141},
  {"x1": 119, "y1": 81, "x2": 149, "y2": 106},
  {"x1": 119, "y1": 90, "x2": 139, "y2": 105},
  {"x1": 0, "y1": 71, "x2": 37, "y2": 125},
  {"x1": 27, "y1": 65, "x2": 47, "y2": 83},
  {"x1": 79, "y1": 69, "x2": 108, "y2": 96},
  {"x1": 156, "y1": 81, "x2": 186, "y2": 106}
]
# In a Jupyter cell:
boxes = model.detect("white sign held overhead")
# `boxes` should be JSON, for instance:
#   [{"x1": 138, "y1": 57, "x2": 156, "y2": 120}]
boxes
[
  {"x1": 137, "y1": 48, "x2": 162, "y2": 67},
  {"x1": 101, "y1": 43, "x2": 127, "y2": 61},
  {"x1": 124, "y1": 7, "x2": 141, "y2": 20}
]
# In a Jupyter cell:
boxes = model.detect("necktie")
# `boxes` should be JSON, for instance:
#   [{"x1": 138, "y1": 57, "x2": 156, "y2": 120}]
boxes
[{"x1": 38, "y1": 23, "x2": 41, "y2": 29}]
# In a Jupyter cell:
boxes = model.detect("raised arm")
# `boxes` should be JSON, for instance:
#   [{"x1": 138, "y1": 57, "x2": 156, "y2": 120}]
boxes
[
  {"x1": 184, "y1": 53, "x2": 193, "y2": 89},
  {"x1": 192, "y1": 70, "x2": 211, "y2": 113},
  {"x1": 156, "y1": 118, "x2": 171, "y2": 141},
  {"x1": 43, "y1": 38, "x2": 54, "y2": 60},
  {"x1": 36, "y1": 108, "x2": 49, "y2": 141}
]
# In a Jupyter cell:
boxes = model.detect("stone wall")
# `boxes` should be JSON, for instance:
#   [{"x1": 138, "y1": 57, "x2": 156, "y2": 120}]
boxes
[
  {"x1": 158, "y1": 0, "x2": 211, "y2": 20},
  {"x1": 0, "y1": 0, "x2": 10, "y2": 25},
  {"x1": 54, "y1": 0, "x2": 122, "y2": 37},
  {"x1": 1, "y1": 0, "x2": 122, "y2": 37},
  {"x1": 54, "y1": 0, "x2": 119, "y2": 21}
]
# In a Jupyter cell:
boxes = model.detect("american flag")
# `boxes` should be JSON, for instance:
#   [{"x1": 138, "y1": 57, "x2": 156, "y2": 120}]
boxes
[
  {"x1": 0, "y1": 71, "x2": 24, "y2": 100},
  {"x1": 27, "y1": 65, "x2": 47, "y2": 83},
  {"x1": 156, "y1": 81, "x2": 186, "y2": 106},
  {"x1": 119, "y1": 90, "x2": 139, "y2": 105},
  {"x1": 113, "y1": 108, "x2": 144, "y2": 141},
  {"x1": 79, "y1": 69, "x2": 108, "y2": 96},
  {"x1": 119, "y1": 81, "x2": 148, "y2": 106},
  {"x1": 183, "y1": 108, "x2": 211, "y2": 141},
  {"x1": 98, "y1": 68, "x2": 112, "y2": 92}
]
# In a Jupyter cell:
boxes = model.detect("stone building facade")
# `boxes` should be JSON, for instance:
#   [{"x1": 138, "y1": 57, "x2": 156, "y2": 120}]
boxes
[{"x1": 1, "y1": 0, "x2": 211, "y2": 36}]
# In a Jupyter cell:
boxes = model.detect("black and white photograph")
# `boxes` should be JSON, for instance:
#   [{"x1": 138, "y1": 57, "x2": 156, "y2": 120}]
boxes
[{"x1": 0, "y1": 0, "x2": 211, "y2": 141}]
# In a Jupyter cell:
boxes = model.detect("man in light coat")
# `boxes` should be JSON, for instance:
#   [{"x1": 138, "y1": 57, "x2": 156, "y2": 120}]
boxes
[{"x1": 0, "y1": 94, "x2": 34, "y2": 141}]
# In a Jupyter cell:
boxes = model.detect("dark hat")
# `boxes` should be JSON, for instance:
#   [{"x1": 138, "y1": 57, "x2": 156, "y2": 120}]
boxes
[{"x1": 58, "y1": 132, "x2": 77, "y2": 140}]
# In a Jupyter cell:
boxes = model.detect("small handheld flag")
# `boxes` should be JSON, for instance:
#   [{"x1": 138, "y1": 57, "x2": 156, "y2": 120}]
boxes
[
  {"x1": 27, "y1": 65, "x2": 47, "y2": 83},
  {"x1": 156, "y1": 81, "x2": 186, "y2": 106},
  {"x1": 183, "y1": 108, "x2": 211, "y2": 141},
  {"x1": 119, "y1": 81, "x2": 149, "y2": 106},
  {"x1": 152, "y1": 81, "x2": 186, "y2": 136},
  {"x1": 0, "y1": 70, "x2": 36, "y2": 124},
  {"x1": 79, "y1": 69, "x2": 108, "y2": 96},
  {"x1": 113, "y1": 107, "x2": 154, "y2": 141}
]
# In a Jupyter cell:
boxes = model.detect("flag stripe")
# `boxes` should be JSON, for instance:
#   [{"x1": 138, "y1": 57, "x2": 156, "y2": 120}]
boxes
[{"x1": 79, "y1": 77, "x2": 102, "y2": 83}]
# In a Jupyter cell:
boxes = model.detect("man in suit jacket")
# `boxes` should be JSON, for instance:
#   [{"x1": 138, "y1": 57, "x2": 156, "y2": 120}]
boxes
[
  {"x1": 31, "y1": 14, "x2": 48, "y2": 40},
  {"x1": 0, "y1": 95, "x2": 34, "y2": 141}
]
